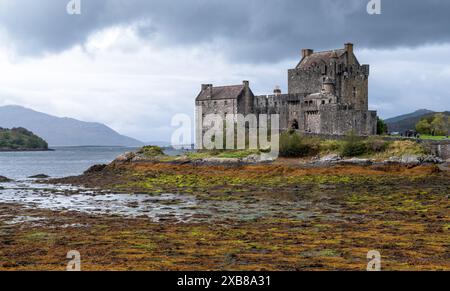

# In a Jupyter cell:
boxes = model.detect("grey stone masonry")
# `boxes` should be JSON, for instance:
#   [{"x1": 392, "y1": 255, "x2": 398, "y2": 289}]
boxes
[{"x1": 195, "y1": 43, "x2": 378, "y2": 138}]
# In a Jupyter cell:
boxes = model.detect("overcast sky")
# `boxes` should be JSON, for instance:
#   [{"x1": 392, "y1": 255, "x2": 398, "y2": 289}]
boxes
[{"x1": 0, "y1": 0, "x2": 449, "y2": 141}]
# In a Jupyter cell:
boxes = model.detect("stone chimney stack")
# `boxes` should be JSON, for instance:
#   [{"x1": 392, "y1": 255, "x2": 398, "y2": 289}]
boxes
[
  {"x1": 273, "y1": 86, "x2": 281, "y2": 96},
  {"x1": 202, "y1": 84, "x2": 213, "y2": 98},
  {"x1": 243, "y1": 80, "x2": 249, "y2": 88},
  {"x1": 302, "y1": 49, "x2": 314, "y2": 58},
  {"x1": 345, "y1": 43, "x2": 354, "y2": 55}
]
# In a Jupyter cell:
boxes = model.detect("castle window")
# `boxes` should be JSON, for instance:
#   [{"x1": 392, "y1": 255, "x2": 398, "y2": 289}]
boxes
[
  {"x1": 224, "y1": 100, "x2": 228, "y2": 105},
  {"x1": 329, "y1": 99, "x2": 332, "y2": 103},
  {"x1": 321, "y1": 100, "x2": 325, "y2": 105},
  {"x1": 352, "y1": 87, "x2": 357, "y2": 97}
]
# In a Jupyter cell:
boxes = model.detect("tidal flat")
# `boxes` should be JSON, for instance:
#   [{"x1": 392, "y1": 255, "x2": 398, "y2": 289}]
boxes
[{"x1": 0, "y1": 162, "x2": 449, "y2": 271}]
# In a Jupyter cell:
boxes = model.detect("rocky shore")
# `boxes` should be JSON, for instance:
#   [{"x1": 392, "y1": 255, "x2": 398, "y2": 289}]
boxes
[{"x1": 2, "y1": 147, "x2": 449, "y2": 271}]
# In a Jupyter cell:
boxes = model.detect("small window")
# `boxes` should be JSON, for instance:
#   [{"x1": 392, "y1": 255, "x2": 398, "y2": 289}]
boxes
[
  {"x1": 321, "y1": 100, "x2": 325, "y2": 105},
  {"x1": 224, "y1": 101, "x2": 228, "y2": 105}
]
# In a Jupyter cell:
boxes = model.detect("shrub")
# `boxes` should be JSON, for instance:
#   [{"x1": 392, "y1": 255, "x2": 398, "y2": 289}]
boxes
[
  {"x1": 340, "y1": 132, "x2": 367, "y2": 157},
  {"x1": 279, "y1": 132, "x2": 319, "y2": 157},
  {"x1": 138, "y1": 145, "x2": 165, "y2": 157},
  {"x1": 365, "y1": 137, "x2": 390, "y2": 153}
]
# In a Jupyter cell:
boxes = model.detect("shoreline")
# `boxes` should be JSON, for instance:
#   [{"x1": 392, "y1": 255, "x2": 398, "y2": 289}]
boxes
[
  {"x1": 1, "y1": 159, "x2": 449, "y2": 270},
  {"x1": 1, "y1": 150, "x2": 449, "y2": 271},
  {"x1": 0, "y1": 148, "x2": 53, "y2": 152}
]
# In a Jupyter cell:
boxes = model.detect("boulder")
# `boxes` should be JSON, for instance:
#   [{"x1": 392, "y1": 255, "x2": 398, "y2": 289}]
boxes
[
  {"x1": 313, "y1": 154, "x2": 342, "y2": 165},
  {"x1": 0, "y1": 176, "x2": 12, "y2": 182},
  {"x1": 420, "y1": 155, "x2": 444, "y2": 164},
  {"x1": 400, "y1": 155, "x2": 421, "y2": 166},
  {"x1": 113, "y1": 152, "x2": 136, "y2": 163},
  {"x1": 320, "y1": 154, "x2": 342, "y2": 162},
  {"x1": 242, "y1": 154, "x2": 263, "y2": 164}
]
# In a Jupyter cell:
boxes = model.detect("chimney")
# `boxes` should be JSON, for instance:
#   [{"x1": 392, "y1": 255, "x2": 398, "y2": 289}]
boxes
[
  {"x1": 273, "y1": 86, "x2": 281, "y2": 96},
  {"x1": 345, "y1": 43, "x2": 354, "y2": 55},
  {"x1": 202, "y1": 84, "x2": 213, "y2": 98},
  {"x1": 302, "y1": 49, "x2": 314, "y2": 58},
  {"x1": 243, "y1": 80, "x2": 249, "y2": 88}
]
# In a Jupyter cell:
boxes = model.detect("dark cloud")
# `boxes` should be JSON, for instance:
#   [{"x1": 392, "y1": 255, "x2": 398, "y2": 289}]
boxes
[{"x1": 1, "y1": 0, "x2": 450, "y2": 62}]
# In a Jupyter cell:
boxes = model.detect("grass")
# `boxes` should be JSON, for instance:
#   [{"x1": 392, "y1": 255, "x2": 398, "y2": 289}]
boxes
[
  {"x1": 420, "y1": 135, "x2": 448, "y2": 141},
  {"x1": 186, "y1": 149, "x2": 259, "y2": 160}
]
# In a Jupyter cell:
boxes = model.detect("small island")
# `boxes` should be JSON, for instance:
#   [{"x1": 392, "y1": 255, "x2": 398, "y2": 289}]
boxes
[{"x1": 0, "y1": 127, "x2": 49, "y2": 151}]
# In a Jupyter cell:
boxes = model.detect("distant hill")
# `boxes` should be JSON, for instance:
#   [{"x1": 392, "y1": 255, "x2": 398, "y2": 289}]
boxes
[
  {"x1": 385, "y1": 109, "x2": 450, "y2": 133},
  {"x1": 0, "y1": 127, "x2": 48, "y2": 151},
  {"x1": 0, "y1": 105, "x2": 144, "y2": 147},
  {"x1": 385, "y1": 109, "x2": 435, "y2": 124}
]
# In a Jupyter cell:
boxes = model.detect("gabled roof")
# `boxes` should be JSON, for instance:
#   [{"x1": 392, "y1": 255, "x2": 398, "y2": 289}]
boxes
[
  {"x1": 196, "y1": 85, "x2": 245, "y2": 101},
  {"x1": 296, "y1": 49, "x2": 346, "y2": 69}
]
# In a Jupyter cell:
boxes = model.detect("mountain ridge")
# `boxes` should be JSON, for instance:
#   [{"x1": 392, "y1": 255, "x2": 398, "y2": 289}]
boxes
[
  {"x1": 385, "y1": 109, "x2": 449, "y2": 133},
  {"x1": 0, "y1": 105, "x2": 144, "y2": 147}
]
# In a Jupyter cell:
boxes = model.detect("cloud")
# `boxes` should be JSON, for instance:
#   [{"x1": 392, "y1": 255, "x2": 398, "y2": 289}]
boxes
[
  {"x1": 0, "y1": 25, "x2": 291, "y2": 141},
  {"x1": 1, "y1": 0, "x2": 450, "y2": 62},
  {"x1": 0, "y1": 1, "x2": 449, "y2": 141}
]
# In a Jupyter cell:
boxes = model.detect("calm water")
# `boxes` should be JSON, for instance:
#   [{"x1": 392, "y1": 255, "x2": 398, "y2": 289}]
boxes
[
  {"x1": 0, "y1": 147, "x2": 137, "y2": 180},
  {"x1": 0, "y1": 147, "x2": 333, "y2": 223}
]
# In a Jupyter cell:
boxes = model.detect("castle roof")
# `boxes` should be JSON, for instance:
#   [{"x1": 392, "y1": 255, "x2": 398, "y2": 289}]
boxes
[
  {"x1": 196, "y1": 84, "x2": 245, "y2": 101},
  {"x1": 296, "y1": 49, "x2": 346, "y2": 69}
]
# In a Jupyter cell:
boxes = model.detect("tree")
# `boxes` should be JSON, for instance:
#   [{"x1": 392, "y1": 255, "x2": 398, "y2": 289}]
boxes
[
  {"x1": 416, "y1": 118, "x2": 431, "y2": 135},
  {"x1": 430, "y1": 113, "x2": 448, "y2": 136},
  {"x1": 376, "y1": 117, "x2": 388, "y2": 135}
]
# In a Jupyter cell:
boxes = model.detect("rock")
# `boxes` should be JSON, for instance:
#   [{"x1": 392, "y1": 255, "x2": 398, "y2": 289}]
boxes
[
  {"x1": 420, "y1": 155, "x2": 444, "y2": 164},
  {"x1": 0, "y1": 176, "x2": 12, "y2": 182},
  {"x1": 28, "y1": 174, "x2": 50, "y2": 179},
  {"x1": 400, "y1": 155, "x2": 421, "y2": 166},
  {"x1": 312, "y1": 154, "x2": 342, "y2": 165},
  {"x1": 338, "y1": 158, "x2": 373, "y2": 166},
  {"x1": 84, "y1": 164, "x2": 107, "y2": 174},
  {"x1": 387, "y1": 156, "x2": 401, "y2": 163},
  {"x1": 385, "y1": 155, "x2": 422, "y2": 166},
  {"x1": 113, "y1": 152, "x2": 136, "y2": 163},
  {"x1": 201, "y1": 157, "x2": 241, "y2": 165},
  {"x1": 320, "y1": 154, "x2": 342, "y2": 162},
  {"x1": 242, "y1": 154, "x2": 259, "y2": 163}
]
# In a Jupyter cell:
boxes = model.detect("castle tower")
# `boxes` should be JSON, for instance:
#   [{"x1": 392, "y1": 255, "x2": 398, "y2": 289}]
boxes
[{"x1": 322, "y1": 77, "x2": 335, "y2": 95}]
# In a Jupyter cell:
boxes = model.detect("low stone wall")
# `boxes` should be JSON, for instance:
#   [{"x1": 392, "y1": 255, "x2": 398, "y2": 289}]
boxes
[{"x1": 421, "y1": 140, "x2": 450, "y2": 160}]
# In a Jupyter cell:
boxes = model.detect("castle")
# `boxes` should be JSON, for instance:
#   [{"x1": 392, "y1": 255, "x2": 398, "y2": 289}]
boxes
[{"x1": 195, "y1": 43, "x2": 377, "y2": 139}]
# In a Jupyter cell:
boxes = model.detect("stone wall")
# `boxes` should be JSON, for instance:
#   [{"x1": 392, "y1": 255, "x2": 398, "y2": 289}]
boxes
[
  {"x1": 301, "y1": 105, "x2": 377, "y2": 135},
  {"x1": 421, "y1": 140, "x2": 450, "y2": 160}
]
